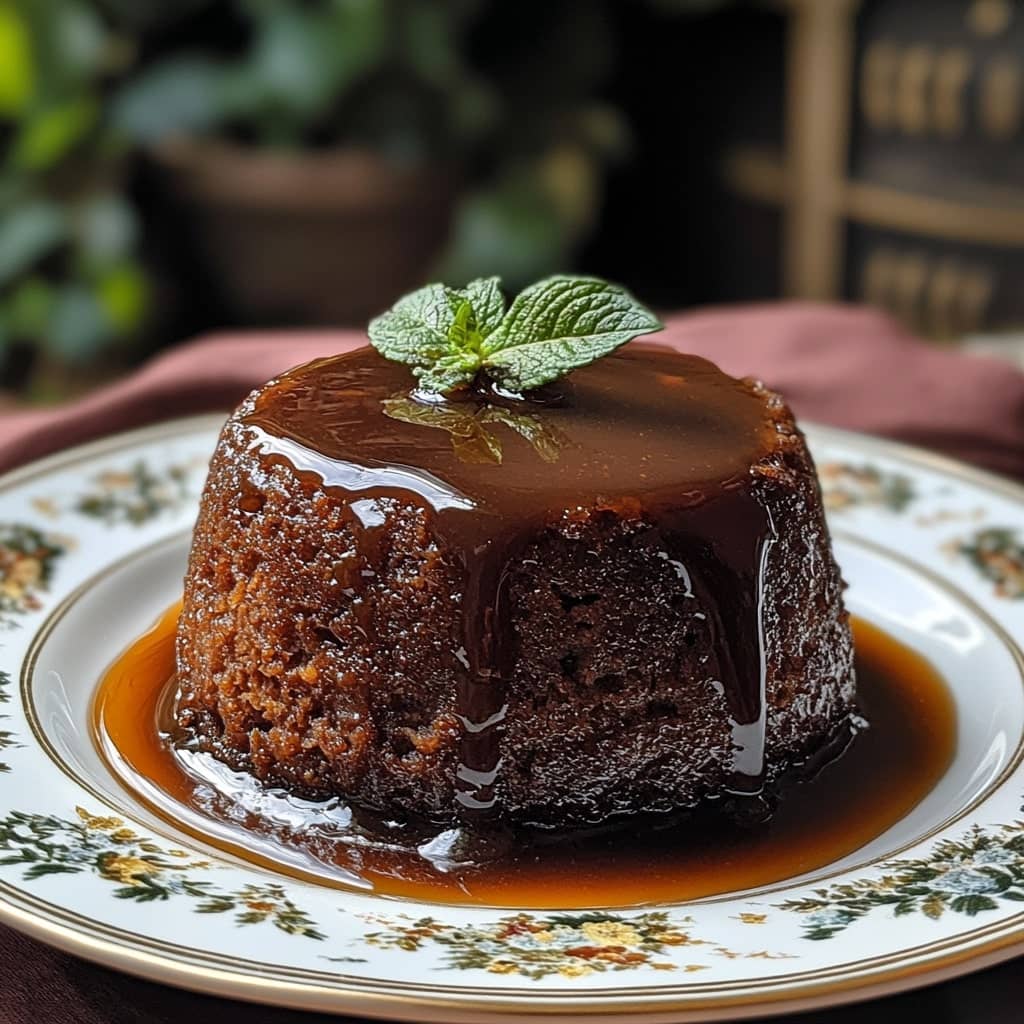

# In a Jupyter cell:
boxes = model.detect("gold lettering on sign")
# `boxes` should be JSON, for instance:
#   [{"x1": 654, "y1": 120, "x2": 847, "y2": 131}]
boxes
[
  {"x1": 862, "y1": 40, "x2": 900, "y2": 130},
  {"x1": 981, "y1": 56, "x2": 1022, "y2": 139},
  {"x1": 967, "y1": 0, "x2": 1013, "y2": 38},
  {"x1": 934, "y1": 48, "x2": 973, "y2": 137},
  {"x1": 897, "y1": 46, "x2": 935, "y2": 135}
]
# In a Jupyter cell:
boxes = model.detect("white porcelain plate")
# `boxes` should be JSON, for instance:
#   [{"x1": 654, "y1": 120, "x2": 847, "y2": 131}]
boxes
[{"x1": 1, "y1": 415, "x2": 1023, "y2": 1022}]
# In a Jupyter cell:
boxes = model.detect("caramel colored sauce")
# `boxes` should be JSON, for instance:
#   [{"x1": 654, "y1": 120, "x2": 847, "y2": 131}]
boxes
[
  {"x1": 93, "y1": 607, "x2": 955, "y2": 909},
  {"x1": 238, "y1": 347, "x2": 786, "y2": 809}
]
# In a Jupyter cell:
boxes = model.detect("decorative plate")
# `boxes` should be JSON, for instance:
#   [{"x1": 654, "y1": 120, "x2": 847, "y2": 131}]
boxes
[{"x1": 0, "y1": 414, "x2": 1023, "y2": 1022}]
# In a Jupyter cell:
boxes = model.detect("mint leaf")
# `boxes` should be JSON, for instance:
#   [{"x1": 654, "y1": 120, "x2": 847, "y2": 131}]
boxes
[
  {"x1": 369, "y1": 277, "x2": 511, "y2": 393},
  {"x1": 368, "y1": 283, "x2": 458, "y2": 369},
  {"x1": 368, "y1": 274, "x2": 660, "y2": 394},
  {"x1": 480, "y1": 276, "x2": 662, "y2": 391},
  {"x1": 460, "y1": 276, "x2": 505, "y2": 339},
  {"x1": 416, "y1": 350, "x2": 483, "y2": 395}
]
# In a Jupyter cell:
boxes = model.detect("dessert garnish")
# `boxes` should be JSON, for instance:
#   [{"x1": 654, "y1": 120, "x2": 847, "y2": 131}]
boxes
[{"x1": 368, "y1": 275, "x2": 663, "y2": 395}]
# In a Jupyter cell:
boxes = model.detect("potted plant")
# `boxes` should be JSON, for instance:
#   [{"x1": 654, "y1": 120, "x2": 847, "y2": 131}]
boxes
[
  {"x1": 112, "y1": 0, "x2": 491, "y2": 325},
  {"x1": 112, "y1": 0, "x2": 640, "y2": 324}
]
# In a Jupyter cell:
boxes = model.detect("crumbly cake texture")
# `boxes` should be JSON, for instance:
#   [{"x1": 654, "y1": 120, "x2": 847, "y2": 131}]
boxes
[{"x1": 175, "y1": 375, "x2": 856, "y2": 831}]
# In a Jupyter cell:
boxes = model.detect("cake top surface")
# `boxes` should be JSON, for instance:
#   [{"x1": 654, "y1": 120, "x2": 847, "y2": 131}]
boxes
[{"x1": 242, "y1": 344, "x2": 781, "y2": 521}]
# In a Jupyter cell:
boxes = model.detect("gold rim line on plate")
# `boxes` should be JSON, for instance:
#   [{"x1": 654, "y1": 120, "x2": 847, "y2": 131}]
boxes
[
  {"x1": 0, "y1": 877, "x2": 1023, "y2": 1021},
  {"x1": 17, "y1": 524, "x2": 1024, "y2": 914},
  {"x1": 1, "y1": 415, "x2": 1024, "y2": 1015},
  {"x1": 4, "y1": 840, "x2": 1024, "y2": 995}
]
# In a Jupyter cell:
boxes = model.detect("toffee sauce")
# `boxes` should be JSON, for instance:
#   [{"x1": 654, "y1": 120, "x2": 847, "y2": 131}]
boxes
[
  {"x1": 93, "y1": 609, "x2": 955, "y2": 909},
  {"x1": 240, "y1": 347, "x2": 783, "y2": 813}
]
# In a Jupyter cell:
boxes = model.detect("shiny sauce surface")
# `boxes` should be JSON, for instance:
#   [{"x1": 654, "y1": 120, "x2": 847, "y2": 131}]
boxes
[
  {"x1": 93, "y1": 609, "x2": 955, "y2": 908},
  {"x1": 240, "y1": 346, "x2": 785, "y2": 810},
  {"x1": 243, "y1": 346, "x2": 777, "y2": 509}
]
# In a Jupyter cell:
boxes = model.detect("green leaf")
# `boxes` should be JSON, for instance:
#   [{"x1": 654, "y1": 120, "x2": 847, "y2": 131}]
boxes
[
  {"x1": 368, "y1": 283, "x2": 485, "y2": 392},
  {"x1": 0, "y1": 3, "x2": 33, "y2": 115},
  {"x1": 248, "y1": 7, "x2": 335, "y2": 119},
  {"x1": 460, "y1": 277, "x2": 505, "y2": 338},
  {"x1": 114, "y1": 884, "x2": 167, "y2": 902},
  {"x1": 39, "y1": 2, "x2": 108, "y2": 83},
  {"x1": 76, "y1": 194, "x2": 138, "y2": 262},
  {"x1": 12, "y1": 96, "x2": 99, "y2": 171},
  {"x1": 446, "y1": 299, "x2": 477, "y2": 351},
  {"x1": 436, "y1": 178, "x2": 569, "y2": 293},
  {"x1": 111, "y1": 56, "x2": 227, "y2": 144},
  {"x1": 950, "y1": 894, "x2": 999, "y2": 916},
  {"x1": 45, "y1": 285, "x2": 108, "y2": 363},
  {"x1": 369, "y1": 283, "x2": 459, "y2": 366},
  {"x1": 0, "y1": 201, "x2": 67, "y2": 286},
  {"x1": 6, "y1": 277, "x2": 53, "y2": 340},
  {"x1": 416, "y1": 351, "x2": 483, "y2": 395},
  {"x1": 97, "y1": 263, "x2": 147, "y2": 334},
  {"x1": 368, "y1": 274, "x2": 660, "y2": 394},
  {"x1": 480, "y1": 276, "x2": 661, "y2": 391},
  {"x1": 23, "y1": 863, "x2": 79, "y2": 879}
]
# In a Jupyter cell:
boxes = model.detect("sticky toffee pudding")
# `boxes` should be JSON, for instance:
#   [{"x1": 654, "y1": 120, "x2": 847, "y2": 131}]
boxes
[
  {"x1": 90, "y1": 286, "x2": 961, "y2": 904},
  {"x1": 174, "y1": 345, "x2": 856, "y2": 838},
  {"x1": 95, "y1": 611, "x2": 954, "y2": 907}
]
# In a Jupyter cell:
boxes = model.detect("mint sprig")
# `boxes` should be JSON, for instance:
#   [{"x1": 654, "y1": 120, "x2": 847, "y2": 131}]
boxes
[{"x1": 368, "y1": 275, "x2": 662, "y2": 394}]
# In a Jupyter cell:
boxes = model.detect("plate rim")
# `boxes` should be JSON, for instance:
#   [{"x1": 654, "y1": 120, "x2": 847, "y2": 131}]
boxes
[
  {"x1": 1, "y1": 875, "x2": 1022, "y2": 1022},
  {"x1": 1, "y1": 413, "x2": 1024, "y2": 1020}
]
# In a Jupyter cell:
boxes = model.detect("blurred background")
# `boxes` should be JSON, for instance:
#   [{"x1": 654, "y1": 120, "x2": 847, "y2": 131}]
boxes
[{"x1": 3, "y1": 0, "x2": 1024, "y2": 402}]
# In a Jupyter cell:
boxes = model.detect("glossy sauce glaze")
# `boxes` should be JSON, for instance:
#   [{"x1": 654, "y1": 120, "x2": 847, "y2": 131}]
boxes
[
  {"x1": 239, "y1": 347, "x2": 783, "y2": 812},
  {"x1": 94, "y1": 609, "x2": 955, "y2": 908}
]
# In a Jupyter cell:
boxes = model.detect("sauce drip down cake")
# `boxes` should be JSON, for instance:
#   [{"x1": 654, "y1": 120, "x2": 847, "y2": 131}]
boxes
[{"x1": 175, "y1": 276, "x2": 857, "y2": 845}]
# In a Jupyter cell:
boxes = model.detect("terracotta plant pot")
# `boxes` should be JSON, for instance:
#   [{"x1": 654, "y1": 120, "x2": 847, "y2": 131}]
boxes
[{"x1": 154, "y1": 140, "x2": 457, "y2": 326}]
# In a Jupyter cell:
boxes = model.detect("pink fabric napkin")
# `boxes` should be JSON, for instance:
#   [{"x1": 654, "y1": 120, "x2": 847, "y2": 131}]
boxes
[{"x1": 3, "y1": 302, "x2": 1024, "y2": 479}]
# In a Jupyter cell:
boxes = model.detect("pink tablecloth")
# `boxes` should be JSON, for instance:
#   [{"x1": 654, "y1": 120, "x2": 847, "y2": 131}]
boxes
[{"x1": 4, "y1": 303, "x2": 1024, "y2": 478}]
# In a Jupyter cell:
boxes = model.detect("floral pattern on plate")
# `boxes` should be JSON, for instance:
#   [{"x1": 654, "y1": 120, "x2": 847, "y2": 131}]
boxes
[
  {"x1": 950, "y1": 527, "x2": 1024, "y2": 599},
  {"x1": 0, "y1": 524, "x2": 67, "y2": 627},
  {"x1": 779, "y1": 819, "x2": 1024, "y2": 939},
  {"x1": 818, "y1": 462, "x2": 917, "y2": 514},
  {"x1": 33, "y1": 458, "x2": 204, "y2": 527},
  {"x1": 360, "y1": 911, "x2": 795, "y2": 979},
  {"x1": 0, "y1": 806, "x2": 325, "y2": 939}
]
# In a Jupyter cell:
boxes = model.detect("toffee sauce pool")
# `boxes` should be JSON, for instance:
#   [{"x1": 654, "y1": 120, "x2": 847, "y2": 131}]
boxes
[{"x1": 91, "y1": 607, "x2": 955, "y2": 909}]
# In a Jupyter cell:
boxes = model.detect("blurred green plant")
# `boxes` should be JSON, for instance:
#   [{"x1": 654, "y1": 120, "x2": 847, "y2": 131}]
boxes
[
  {"x1": 0, "y1": 0, "x2": 149, "y2": 392},
  {"x1": 2, "y1": 0, "x2": 728, "y2": 394},
  {"x1": 113, "y1": 1, "x2": 491, "y2": 157},
  {"x1": 111, "y1": 0, "x2": 632, "y2": 292}
]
